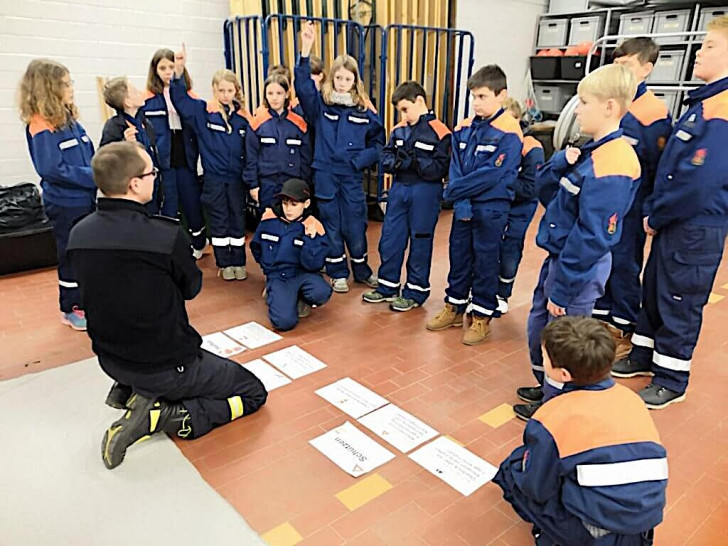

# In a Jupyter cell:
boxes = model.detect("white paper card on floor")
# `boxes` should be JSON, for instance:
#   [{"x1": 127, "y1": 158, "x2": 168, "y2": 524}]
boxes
[
  {"x1": 224, "y1": 322, "x2": 282, "y2": 349},
  {"x1": 315, "y1": 377, "x2": 389, "y2": 419},
  {"x1": 409, "y1": 436, "x2": 498, "y2": 496},
  {"x1": 309, "y1": 421, "x2": 395, "y2": 477},
  {"x1": 241, "y1": 359, "x2": 291, "y2": 392},
  {"x1": 262, "y1": 345, "x2": 327, "y2": 379},
  {"x1": 358, "y1": 404, "x2": 439, "y2": 453},
  {"x1": 201, "y1": 332, "x2": 246, "y2": 358}
]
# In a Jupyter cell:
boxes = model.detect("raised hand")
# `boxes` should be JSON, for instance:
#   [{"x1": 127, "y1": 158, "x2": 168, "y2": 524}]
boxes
[
  {"x1": 565, "y1": 146, "x2": 581, "y2": 165},
  {"x1": 300, "y1": 21, "x2": 315, "y2": 57},
  {"x1": 174, "y1": 43, "x2": 187, "y2": 77}
]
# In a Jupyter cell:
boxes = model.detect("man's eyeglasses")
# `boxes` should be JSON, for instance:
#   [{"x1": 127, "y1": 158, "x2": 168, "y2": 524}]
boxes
[{"x1": 137, "y1": 167, "x2": 159, "y2": 179}]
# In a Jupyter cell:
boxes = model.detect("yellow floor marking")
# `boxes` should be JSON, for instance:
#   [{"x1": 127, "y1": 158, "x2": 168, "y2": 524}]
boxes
[
  {"x1": 478, "y1": 403, "x2": 516, "y2": 428},
  {"x1": 708, "y1": 292, "x2": 725, "y2": 304},
  {"x1": 444, "y1": 435, "x2": 464, "y2": 446},
  {"x1": 721, "y1": 282, "x2": 728, "y2": 290},
  {"x1": 335, "y1": 473, "x2": 393, "y2": 511},
  {"x1": 261, "y1": 522, "x2": 303, "y2": 546}
]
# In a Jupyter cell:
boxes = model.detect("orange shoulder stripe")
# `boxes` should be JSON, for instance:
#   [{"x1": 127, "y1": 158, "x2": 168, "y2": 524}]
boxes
[
  {"x1": 492, "y1": 112, "x2": 524, "y2": 141},
  {"x1": 454, "y1": 116, "x2": 474, "y2": 131},
  {"x1": 261, "y1": 208, "x2": 277, "y2": 221},
  {"x1": 303, "y1": 216, "x2": 325, "y2": 236},
  {"x1": 239, "y1": 109, "x2": 253, "y2": 123},
  {"x1": 188, "y1": 90, "x2": 200, "y2": 100},
  {"x1": 522, "y1": 135, "x2": 543, "y2": 156},
  {"x1": 144, "y1": 90, "x2": 156, "y2": 100},
  {"x1": 28, "y1": 115, "x2": 54, "y2": 136},
  {"x1": 630, "y1": 91, "x2": 670, "y2": 126},
  {"x1": 249, "y1": 110, "x2": 273, "y2": 131},
  {"x1": 393, "y1": 120, "x2": 408, "y2": 130},
  {"x1": 591, "y1": 138, "x2": 641, "y2": 180},
  {"x1": 535, "y1": 384, "x2": 662, "y2": 458},
  {"x1": 429, "y1": 118, "x2": 451, "y2": 140},
  {"x1": 287, "y1": 110, "x2": 308, "y2": 133},
  {"x1": 365, "y1": 98, "x2": 378, "y2": 114},
  {"x1": 702, "y1": 89, "x2": 728, "y2": 121},
  {"x1": 206, "y1": 102, "x2": 220, "y2": 114}
]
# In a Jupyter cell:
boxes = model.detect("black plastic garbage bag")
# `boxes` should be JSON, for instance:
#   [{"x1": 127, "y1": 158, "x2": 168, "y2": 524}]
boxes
[{"x1": 0, "y1": 183, "x2": 47, "y2": 230}]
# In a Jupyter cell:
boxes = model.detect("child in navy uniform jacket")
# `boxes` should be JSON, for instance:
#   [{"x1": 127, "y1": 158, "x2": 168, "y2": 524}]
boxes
[
  {"x1": 362, "y1": 81, "x2": 450, "y2": 312},
  {"x1": 295, "y1": 21, "x2": 385, "y2": 294},
  {"x1": 626, "y1": 16, "x2": 728, "y2": 409},
  {"x1": 495, "y1": 317, "x2": 667, "y2": 546},
  {"x1": 170, "y1": 48, "x2": 252, "y2": 282},
  {"x1": 593, "y1": 38, "x2": 673, "y2": 365},
  {"x1": 515, "y1": 64, "x2": 641, "y2": 421},
  {"x1": 426, "y1": 65, "x2": 523, "y2": 346},
  {"x1": 19, "y1": 59, "x2": 96, "y2": 331},
  {"x1": 251, "y1": 178, "x2": 332, "y2": 331},
  {"x1": 245, "y1": 73, "x2": 312, "y2": 211}
]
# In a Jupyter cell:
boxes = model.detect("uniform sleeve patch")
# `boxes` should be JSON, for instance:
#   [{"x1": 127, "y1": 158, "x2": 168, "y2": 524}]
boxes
[
  {"x1": 608, "y1": 213, "x2": 618, "y2": 235},
  {"x1": 691, "y1": 148, "x2": 707, "y2": 166},
  {"x1": 495, "y1": 153, "x2": 505, "y2": 167}
]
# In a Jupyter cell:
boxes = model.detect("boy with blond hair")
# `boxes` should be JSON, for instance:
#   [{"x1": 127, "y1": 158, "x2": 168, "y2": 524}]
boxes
[{"x1": 515, "y1": 64, "x2": 641, "y2": 420}]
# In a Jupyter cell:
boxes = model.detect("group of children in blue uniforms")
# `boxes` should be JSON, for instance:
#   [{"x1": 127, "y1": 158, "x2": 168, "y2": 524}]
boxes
[{"x1": 19, "y1": 14, "x2": 728, "y2": 541}]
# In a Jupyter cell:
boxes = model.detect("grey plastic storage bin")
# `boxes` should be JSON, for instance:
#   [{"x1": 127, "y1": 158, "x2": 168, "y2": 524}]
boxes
[
  {"x1": 653, "y1": 10, "x2": 691, "y2": 43},
  {"x1": 618, "y1": 11, "x2": 655, "y2": 37},
  {"x1": 538, "y1": 19, "x2": 569, "y2": 47},
  {"x1": 652, "y1": 90, "x2": 678, "y2": 115},
  {"x1": 647, "y1": 50, "x2": 686, "y2": 83},
  {"x1": 697, "y1": 7, "x2": 728, "y2": 31},
  {"x1": 548, "y1": 0, "x2": 588, "y2": 13},
  {"x1": 534, "y1": 84, "x2": 576, "y2": 114},
  {"x1": 569, "y1": 15, "x2": 605, "y2": 45}
]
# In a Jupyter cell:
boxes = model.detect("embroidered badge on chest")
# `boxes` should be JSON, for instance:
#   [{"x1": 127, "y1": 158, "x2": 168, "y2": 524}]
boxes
[
  {"x1": 691, "y1": 148, "x2": 707, "y2": 166},
  {"x1": 607, "y1": 213, "x2": 618, "y2": 235},
  {"x1": 495, "y1": 153, "x2": 505, "y2": 167}
]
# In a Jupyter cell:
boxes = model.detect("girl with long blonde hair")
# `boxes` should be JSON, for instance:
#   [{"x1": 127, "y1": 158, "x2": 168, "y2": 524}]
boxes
[
  {"x1": 18, "y1": 58, "x2": 96, "y2": 331},
  {"x1": 169, "y1": 48, "x2": 253, "y2": 280}
]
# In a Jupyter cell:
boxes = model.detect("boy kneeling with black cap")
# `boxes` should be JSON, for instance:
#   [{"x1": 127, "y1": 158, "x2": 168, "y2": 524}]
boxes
[{"x1": 251, "y1": 178, "x2": 333, "y2": 331}]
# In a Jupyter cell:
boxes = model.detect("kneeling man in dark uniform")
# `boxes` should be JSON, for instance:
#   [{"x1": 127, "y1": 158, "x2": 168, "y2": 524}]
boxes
[{"x1": 67, "y1": 141, "x2": 268, "y2": 469}]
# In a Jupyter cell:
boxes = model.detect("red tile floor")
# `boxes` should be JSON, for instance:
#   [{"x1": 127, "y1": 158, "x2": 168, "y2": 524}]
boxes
[{"x1": 2, "y1": 209, "x2": 727, "y2": 545}]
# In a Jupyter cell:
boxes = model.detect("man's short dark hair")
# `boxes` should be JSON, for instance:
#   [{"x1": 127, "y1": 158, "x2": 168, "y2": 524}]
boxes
[
  {"x1": 467, "y1": 65, "x2": 507, "y2": 95},
  {"x1": 392, "y1": 81, "x2": 428, "y2": 107},
  {"x1": 541, "y1": 317, "x2": 615, "y2": 385},
  {"x1": 92, "y1": 141, "x2": 147, "y2": 196},
  {"x1": 614, "y1": 37, "x2": 660, "y2": 65}
]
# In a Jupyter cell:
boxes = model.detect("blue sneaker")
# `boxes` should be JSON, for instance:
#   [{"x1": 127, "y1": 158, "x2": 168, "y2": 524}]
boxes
[{"x1": 61, "y1": 307, "x2": 87, "y2": 331}]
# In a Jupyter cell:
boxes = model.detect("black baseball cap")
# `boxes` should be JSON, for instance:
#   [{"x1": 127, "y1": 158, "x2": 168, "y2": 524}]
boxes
[{"x1": 275, "y1": 178, "x2": 311, "y2": 202}]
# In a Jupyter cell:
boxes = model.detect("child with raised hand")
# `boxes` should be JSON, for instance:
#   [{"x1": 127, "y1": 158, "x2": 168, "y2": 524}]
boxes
[
  {"x1": 245, "y1": 73, "x2": 312, "y2": 210},
  {"x1": 143, "y1": 48, "x2": 206, "y2": 255},
  {"x1": 19, "y1": 59, "x2": 96, "y2": 331},
  {"x1": 294, "y1": 21, "x2": 385, "y2": 293},
  {"x1": 251, "y1": 178, "x2": 332, "y2": 331},
  {"x1": 170, "y1": 45, "x2": 253, "y2": 281}
]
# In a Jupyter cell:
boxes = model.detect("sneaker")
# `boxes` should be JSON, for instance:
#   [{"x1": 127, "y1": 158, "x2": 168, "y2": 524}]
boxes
[
  {"x1": 639, "y1": 383, "x2": 686, "y2": 410},
  {"x1": 611, "y1": 357, "x2": 653, "y2": 378},
  {"x1": 496, "y1": 296, "x2": 509, "y2": 315},
  {"x1": 297, "y1": 299, "x2": 312, "y2": 318},
  {"x1": 192, "y1": 244, "x2": 207, "y2": 260},
  {"x1": 604, "y1": 323, "x2": 633, "y2": 362},
  {"x1": 61, "y1": 307, "x2": 87, "y2": 331},
  {"x1": 426, "y1": 304, "x2": 465, "y2": 331},
  {"x1": 233, "y1": 266, "x2": 248, "y2": 280},
  {"x1": 462, "y1": 315, "x2": 491, "y2": 345},
  {"x1": 331, "y1": 278, "x2": 350, "y2": 293},
  {"x1": 356, "y1": 275, "x2": 379, "y2": 289},
  {"x1": 362, "y1": 290, "x2": 395, "y2": 304},
  {"x1": 220, "y1": 266, "x2": 236, "y2": 281},
  {"x1": 514, "y1": 401, "x2": 542, "y2": 421},
  {"x1": 105, "y1": 382, "x2": 133, "y2": 410},
  {"x1": 390, "y1": 297, "x2": 419, "y2": 312},
  {"x1": 516, "y1": 386, "x2": 543, "y2": 403}
]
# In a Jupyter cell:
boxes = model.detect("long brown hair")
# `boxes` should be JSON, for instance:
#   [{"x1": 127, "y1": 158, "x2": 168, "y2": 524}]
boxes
[
  {"x1": 321, "y1": 54, "x2": 369, "y2": 110},
  {"x1": 263, "y1": 73, "x2": 291, "y2": 110},
  {"x1": 18, "y1": 59, "x2": 78, "y2": 129},
  {"x1": 147, "y1": 48, "x2": 192, "y2": 94}
]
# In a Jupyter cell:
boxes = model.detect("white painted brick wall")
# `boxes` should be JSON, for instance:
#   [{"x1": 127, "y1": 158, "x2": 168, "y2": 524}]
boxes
[{"x1": 0, "y1": 0, "x2": 230, "y2": 185}]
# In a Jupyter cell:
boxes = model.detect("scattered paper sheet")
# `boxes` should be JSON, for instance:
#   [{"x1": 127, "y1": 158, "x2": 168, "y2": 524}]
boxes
[
  {"x1": 224, "y1": 322, "x2": 282, "y2": 349},
  {"x1": 309, "y1": 422, "x2": 395, "y2": 477},
  {"x1": 358, "y1": 404, "x2": 439, "y2": 453},
  {"x1": 315, "y1": 378, "x2": 389, "y2": 419},
  {"x1": 201, "y1": 332, "x2": 246, "y2": 358},
  {"x1": 241, "y1": 359, "x2": 292, "y2": 392},
  {"x1": 409, "y1": 436, "x2": 498, "y2": 496},
  {"x1": 262, "y1": 345, "x2": 327, "y2": 379}
]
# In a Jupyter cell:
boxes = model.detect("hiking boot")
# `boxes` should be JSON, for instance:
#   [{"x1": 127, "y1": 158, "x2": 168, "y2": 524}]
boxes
[
  {"x1": 516, "y1": 386, "x2": 543, "y2": 403},
  {"x1": 356, "y1": 274, "x2": 379, "y2": 289},
  {"x1": 101, "y1": 395, "x2": 192, "y2": 469},
  {"x1": 390, "y1": 297, "x2": 419, "y2": 312},
  {"x1": 297, "y1": 299, "x2": 312, "y2": 318},
  {"x1": 604, "y1": 323, "x2": 633, "y2": 362},
  {"x1": 220, "y1": 266, "x2": 236, "y2": 281},
  {"x1": 496, "y1": 296, "x2": 509, "y2": 315},
  {"x1": 233, "y1": 266, "x2": 248, "y2": 280},
  {"x1": 105, "y1": 382, "x2": 133, "y2": 410},
  {"x1": 61, "y1": 307, "x2": 87, "y2": 331},
  {"x1": 514, "y1": 401, "x2": 542, "y2": 421},
  {"x1": 611, "y1": 357, "x2": 653, "y2": 378},
  {"x1": 462, "y1": 315, "x2": 491, "y2": 345},
  {"x1": 639, "y1": 383, "x2": 686, "y2": 410},
  {"x1": 362, "y1": 290, "x2": 395, "y2": 304},
  {"x1": 331, "y1": 278, "x2": 350, "y2": 293},
  {"x1": 426, "y1": 304, "x2": 464, "y2": 331}
]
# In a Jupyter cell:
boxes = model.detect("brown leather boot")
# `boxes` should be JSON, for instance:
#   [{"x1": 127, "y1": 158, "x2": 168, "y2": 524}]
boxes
[
  {"x1": 426, "y1": 303, "x2": 464, "y2": 331},
  {"x1": 604, "y1": 322, "x2": 633, "y2": 362},
  {"x1": 462, "y1": 315, "x2": 491, "y2": 345}
]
